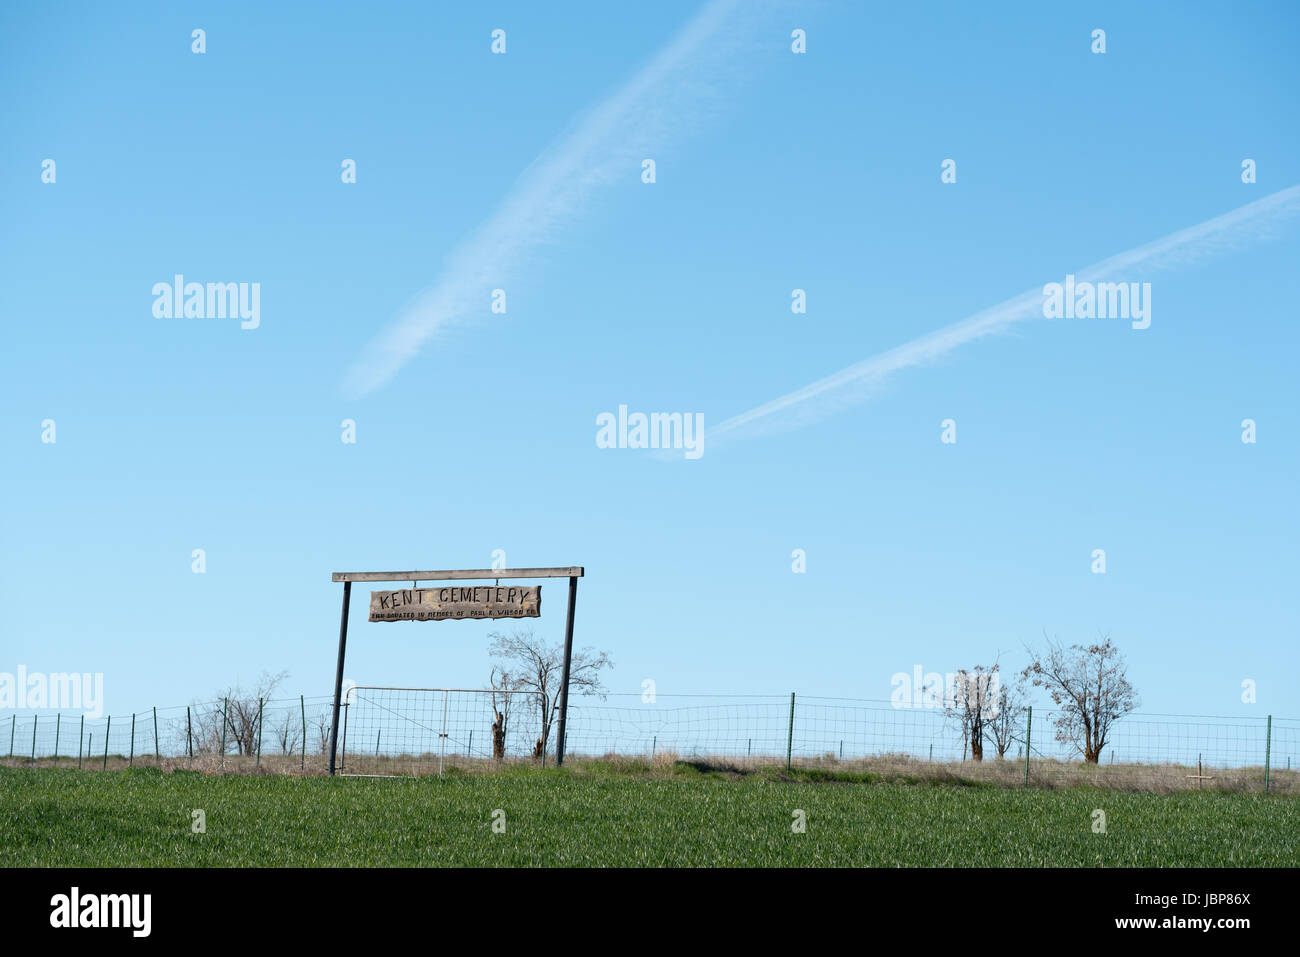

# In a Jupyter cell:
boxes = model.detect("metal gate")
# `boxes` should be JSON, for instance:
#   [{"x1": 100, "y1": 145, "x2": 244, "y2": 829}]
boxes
[{"x1": 339, "y1": 686, "x2": 549, "y2": 776}]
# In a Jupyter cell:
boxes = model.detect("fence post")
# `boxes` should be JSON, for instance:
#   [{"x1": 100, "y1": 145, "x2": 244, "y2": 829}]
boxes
[
  {"x1": 186, "y1": 706, "x2": 193, "y2": 760},
  {"x1": 8, "y1": 714, "x2": 14, "y2": 758},
  {"x1": 341, "y1": 702, "x2": 350, "y2": 774},
  {"x1": 652, "y1": 734, "x2": 656, "y2": 757},
  {"x1": 256, "y1": 698, "x2": 264, "y2": 767},
  {"x1": 78, "y1": 715, "x2": 84, "y2": 769},
  {"x1": 219, "y1": 698, "x2": 228, "y2": 770},
  {"x1": 54, "y1": 713, "x2": 61, "y2": 762},
  {"x1": 129, "y1": 713, "x2": 135, "y2": 767},
  {"x1": 31, "y1": 715, "x2": 37, "y2": 762},
  {"x1": 436, "y1": 696, "x2": 445, "y2": 776},
  {"x1": 786, "y1": 692, "x2": 796, "y2": 773},
  {"x1": 103, "y1": 716, "x2": 111, "y2": 770},
  {"x1": 1023, "y1": 706, "x2": 1032, "y2": 787},
  {"x1": 300, "y1": 695, "x2": 306, "y2": 772},
  {"x1": 153, "y1": 707, "x2": 160, "y2": 764},
  {"x1": 1264, "y1": 714, "x2": 1272, "y2": 793}
]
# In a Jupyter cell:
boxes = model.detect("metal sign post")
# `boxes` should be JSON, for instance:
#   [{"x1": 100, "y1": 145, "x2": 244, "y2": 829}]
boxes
[
  {"x1": 555, "y1": 574, "x2": 579, "y2": 767},
  {"x1": 327, "y1": 566, "x2": 584, "y2": 775}
]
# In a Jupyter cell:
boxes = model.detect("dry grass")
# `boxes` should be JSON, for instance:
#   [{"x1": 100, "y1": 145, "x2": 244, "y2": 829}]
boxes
[
  {"x1": 3, "y1": 749, "x2": 1295, "y2": 795},
  {"x1": 779, "y1": 751, "x2": 1298, "y2": 794}
]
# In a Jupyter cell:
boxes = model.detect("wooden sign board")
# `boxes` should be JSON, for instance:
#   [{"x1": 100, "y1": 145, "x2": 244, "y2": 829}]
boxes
[{"x1": 369, "y1": 585, "x2": 541, "y2": 622}]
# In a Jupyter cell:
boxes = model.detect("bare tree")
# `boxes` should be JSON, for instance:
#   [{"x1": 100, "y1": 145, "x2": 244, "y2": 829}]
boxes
[
  {"x1": 488, "y1": 630, "x2": 613, "y2": 752},
  {"x1": 986, "y1": 676, "x2": 1028, "y2": 759},
  {"x1": 272, "y1": 707, "x2": 302, "y2": 755},
  {"x1": 312, "y1": 709, "x2": 333, "y2": 754},
  {"x1": 944, "y1": 664, "x2": 1001, "y2": 761},
  {"x1": 189, "y1": 671, "x2": 289, "y2": 756},
  {"x1": 1021, "y1": 633, "x2": 1138, "y2": 763},
  {"x1": 188, "y1": 702, "x2": 225, "y2": 754},
  {"x1": 489, "y1": 666, "x2": 513, "y2": 760}
]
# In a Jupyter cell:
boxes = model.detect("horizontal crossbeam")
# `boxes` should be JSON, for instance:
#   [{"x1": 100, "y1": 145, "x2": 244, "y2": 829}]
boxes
[{"x1": 331, "y1": 567, "x2": 583, "y2": 583}]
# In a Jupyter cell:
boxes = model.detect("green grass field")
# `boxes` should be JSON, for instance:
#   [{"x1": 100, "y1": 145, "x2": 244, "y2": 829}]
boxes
[{"x1": 3, "y1": 763, "x2": 1297, "y2": 867}]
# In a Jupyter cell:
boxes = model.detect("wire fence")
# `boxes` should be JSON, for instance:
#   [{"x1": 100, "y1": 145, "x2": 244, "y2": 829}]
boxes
[
  {"x1": 338, "y1": 687, "x2": 548, "y2": 776},
  {"x1": 1, "y1": 695, "x2": 338, "y2": 774},
  {"x1": 562, "y1": 695, "x2": 1300, "y2": 792},
  {"x1": 2, "y1": 691, "x2": 1296, "y2": 792}
]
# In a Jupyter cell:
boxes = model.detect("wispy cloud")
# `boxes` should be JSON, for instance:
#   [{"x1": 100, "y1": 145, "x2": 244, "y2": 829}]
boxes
[
  {"x1": 343, "y1": 0, "x2": 764, "y2": 398},
  {"x1": 709, "y1": 184, "x2": 1300, "y2": 443}
]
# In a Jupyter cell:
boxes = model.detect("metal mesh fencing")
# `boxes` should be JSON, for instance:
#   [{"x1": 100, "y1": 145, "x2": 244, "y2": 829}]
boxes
[
  {"x1": 2, "y1": 696, "x2": 337, "y2": 772},
  {"x1": 3, "y1": 691, "x2": 1295, "y2": 792},
  {"x1": 560, "y1": 694, "x2": 1297, "y2": 793},
  {"x1": 339, "y1": 687, "x2": 548, "y2": 776}
]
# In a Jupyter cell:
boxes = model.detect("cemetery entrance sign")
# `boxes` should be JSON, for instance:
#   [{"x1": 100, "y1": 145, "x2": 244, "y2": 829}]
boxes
[
  {"x1": 369, "y1": 584, "x2": 541, "y2": 621},
  {"x1": 328, "y1": 566, "x2": 583, "y2": 774}
]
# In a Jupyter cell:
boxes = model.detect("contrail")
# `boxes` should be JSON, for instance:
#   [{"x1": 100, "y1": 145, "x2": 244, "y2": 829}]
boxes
[
  {"x1": 709, "y1": 184, "x2": 1300, "y2": 442},
  {"x1": 343, "y1": 0, "x2": 765, "y2": 398}
]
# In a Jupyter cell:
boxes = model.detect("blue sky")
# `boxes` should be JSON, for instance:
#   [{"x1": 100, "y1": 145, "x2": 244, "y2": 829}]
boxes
[{"x1": 2, "y1": 0, "x2": 1297, "y2": 720}]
